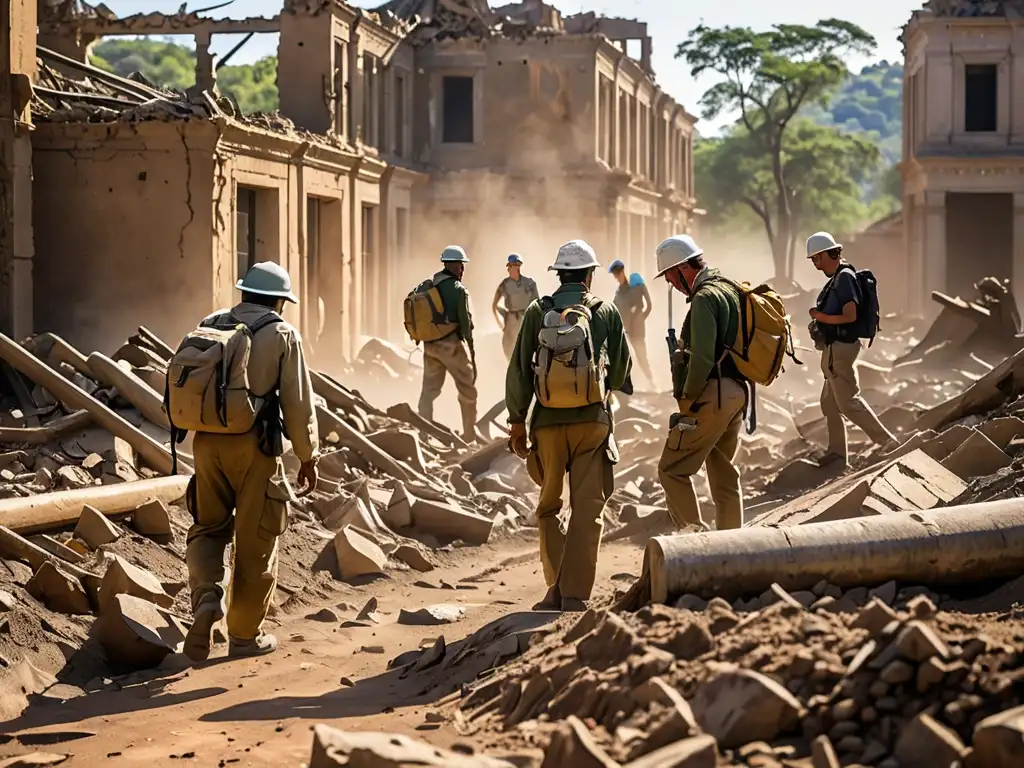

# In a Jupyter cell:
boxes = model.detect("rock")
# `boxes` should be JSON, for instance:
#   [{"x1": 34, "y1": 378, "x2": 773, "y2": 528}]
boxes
[
  {"x1": 398, "y1": 604, "x2": 466, "y2": 626},
  {"x1": 306, "y1": 608, "x2": 339, "y2": 622},
  {"x1": 73, "y1": 505, "x2": 121, "y2": 549},
  {"x1": 907, "y1": 594, "x2": 938, "y2": 620},
  {"x1": 894, "y1": 713, "x2": 968, "y2": 766},
  {"x1": 0, "y1": 754, "x2": 70, "y2": 767},
  {"x1": 57, "y1": 465, "x2": 93, "y2": 489},
  {"x1": 356, "y1": 597, "x2": 379, "y2": 622},
  {"x1": 869, "y1": 580, "x2": 897, "y2": 605},
  {"x1": 811, "y1": 736, "x2": 840, "y2": 768},
  {"x1": 690, "y1": 668, "x2": 803, "y2": 749},
  {"x1": 896, "y1": 620, "x2": 949, "y2": 662},
  {"x1": 332, "y1": 525, "x2": 387, "y2": 580},
  {"x1": 99, "y1": 555, "x2": 173, "y2": 611},
  {"x1": 94, "y1": 593, "x2": 187, "y2": 669},
  {"x1": 394, "y1": 544, "x2": 436, "y2": 573},
  {"x1": 622, "y1": 735, "x2": 717, "y2": 767},
  {"x1": 542, "y1": 715, "x2": 620, "y2": 767},
  {"x1": 82, "y1": 453, "x2": 104, "y2": 477},
  {"x1": 309, "y1": 724, "x2": 514, "y2": 767},
  {"x1": 0, "y1": 589, "x2": 16, "y2": 611},
  {"x1": 27, "y1": 562, "x2": 91, "y2": 615},
  {"x1": 969, "y1": 704, "x2": 1024, "y2": 768},
  {"x1": 658, "y1": 621, "x2": 714, "y2": 661},
  {"x1": 130, "y1": 499, "x2": 173, "y2": 539},
  {"x1": 941, "y1": 430, "x2": 1011, "y2": 478},
  {"x1": 852, "y1": 598, "x2": 898, "y2": 636},
  {"x1": 879, "y1": 660, "x2": 915, "y2": 685}
]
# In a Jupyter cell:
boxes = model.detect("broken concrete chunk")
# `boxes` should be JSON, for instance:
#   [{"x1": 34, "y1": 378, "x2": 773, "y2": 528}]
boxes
[
  {"x1": 941, "y1": 430, "x2": 1011, "y2": 479},
  {"x1": 622, "y1": 735, "x2": 717, "y2": 768},
  {"x1": 94, "y1": 593, "x2": 186, "y2": 669},
  {"x1": 896, "y1": 620, "x2": 949, "y2": 662},
  {"x1": 852, "y1": 598, "x2": 899, "y2": 636},
  {"x1": 810, "y1": 735, "x2": 840, "y2": 768},
  {"x1": 398, "y1": 604, "x2": 466, "y2": 626},
  {"x1": 130, "y1": 499, "x2": 172, "y2": 539},
  {"x1": 393, "y1": 543, "x2": 436, "y2": 572},
  {"x1": 978, "y1": 416, "x2": 1024, "y2": 450},
  {"x1": 332, "y1": 526, "x2": 387, "y2": 580},
  {"x1": 27, "y1": 562, "x2": 91, "y2": 615},
  {"x1": 690, "y1": 668, "x2": 803, "y2": 749},
  {"x1": 309, "y1": 724, "x2": 515, "y2": 767},
  {"x1": 57, "y1": 465, "x2": 94, "y2": 490},
  {"x1": 366, "y1": 429, "x2": 428, "y2": 474},
  {"x1": 99, "y1": 555, "x2": 173, "y2": 611},
  {"x1": 894, "y1": 713, "x2": 968, "y2": 766},
  {"x1": 969, "y1": 704, "x2": 1024, "y2": 768},
  {"x1": 0, "y1": 753, "x2": 71, "y2": 767},
  {"x1": 74, "y1": 505, "x2": 121, "y2": 549},
  {"x1": 542, "y1": 715, "x2": 620, "y2": 768}
]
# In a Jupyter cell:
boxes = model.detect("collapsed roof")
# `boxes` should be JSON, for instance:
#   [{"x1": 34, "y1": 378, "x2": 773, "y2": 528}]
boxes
[{"x1": 921, "y1": 0, "x2": 1024, "y2": 17}]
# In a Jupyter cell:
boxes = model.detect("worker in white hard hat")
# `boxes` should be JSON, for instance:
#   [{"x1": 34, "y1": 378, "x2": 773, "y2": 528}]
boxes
[
  {"x1": 807, "y1": 232, "x2": 897, "y2": 467},
  {"x1": 505, "y1": 239, "x2": 632, "y2": 612},
  {"x1": 181, "y1": 261, "x2": 320, "y2": 662},
  {"x1": 415, "y1": 245, "x2": 481, "y2": 442},
  {"x1": 492, "y1": 253, "x2": 540, "y2": 359},
  {"x1": 654, "y1": 235, "x2": 746, "y2": 531}
]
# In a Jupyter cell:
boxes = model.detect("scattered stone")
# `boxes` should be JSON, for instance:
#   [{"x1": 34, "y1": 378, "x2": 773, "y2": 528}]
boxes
[
  {"x1": 99, "y1": 555, "x2": 173, "y2": 611},
  {"x1": 970, "y1": 704, "x2": 1024, "y2": 768},
  {"x1": 894, "y1": 713, "x2": 968, "y2": 765},
  {"x1": 306, "y1": 608, "x2": 339, "y2": 622},
  {"x1": 27, "y1": 562, "x2": 91, "y2": 615},
  {"x1": 658, "y1": 621, "x2": 714, "y2": 661},
  {"x1": 94, "y1": 593, "x2": 187, "y2": 669},
  {"x1": 895, "y1": 620, "x2": 949, "y2": 662},
  {"x1": 810, "y1": 736, "x2": 840, "y2": 768},
  {"x1": 0, "y1": 754, "x2": 70, "y2": 767},
  {"x1": 542, "y1": 715, "x2": 620, "y2": 767},
  {"x1": 309, "y1": 724, "x2": 514, "y2": 767},
  {"x1": 0, "y1": 589, "x2": 16, "y2": 611},
  {"x1": 73, "y1": 505, "x2": 121, "y2": 549},
  {"x1": 332, "y1": 525, "x2": 387, "y2": 580},
  {"x1": 852, "y1": 598, "x2": 899, "y2": 636},
  {"x1": 622, "y1": 735, "x2": 717, "y2": 768},
  {"x1": 130, "y1": 499, "x2": 173, "y2": 539},
  {"x1": 690, "y1": 668, "x2": 803, "y2": 749},
  {"x1": 394, "y1": 544, "x2": 436, "y2": 572},
  {"x1": 398, "y1": 604, "x2": 466, "y2": 626},
  {"x1": 869, "y1": 580, "x2": 897, "y2": 605}
]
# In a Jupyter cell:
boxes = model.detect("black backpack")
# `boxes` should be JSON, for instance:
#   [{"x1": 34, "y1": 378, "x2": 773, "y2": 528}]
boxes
[{"x1": 833, "y1": 264, "x2": 880, "y2": 346}]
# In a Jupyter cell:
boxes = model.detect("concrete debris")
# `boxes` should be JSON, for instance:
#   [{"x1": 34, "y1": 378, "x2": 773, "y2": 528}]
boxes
[
  {"x1": 332, "y1": 525, "x2": 388, "y2": 580},
  {"x1": 308, "y1": 724, "x2": 515, "y2": 767},
  {"x1": 129, "y1": 498, "x2": 173, "y2": 539},
  {"x1": 0, "y1": 754, "x2": 70, "y2": 767},
  {"x1": 99, "y1": 554, "x2": 173, "y2": 611},
  {"x1": 73, "y1": 504, "x2": 121, "y2": 548},
  {"x1": 26, "y1": 561, "x2": 91, "y2": 614},
  {"x1": 398, "y1": 604, "x2": 466, "y2": 625},
  {"x1": 94, "y1": 593, "x2": 186, "y2": 669}
]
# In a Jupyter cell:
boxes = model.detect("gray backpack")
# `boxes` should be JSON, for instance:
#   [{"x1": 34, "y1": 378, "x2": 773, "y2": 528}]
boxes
[{"x1": 533, "y1": 295, "x2": 607, "y2": 409}]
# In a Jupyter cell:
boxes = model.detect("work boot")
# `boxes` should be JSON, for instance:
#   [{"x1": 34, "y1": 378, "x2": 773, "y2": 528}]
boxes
[
  {"x1": 814, "y1": 452, "x2": 847, "y2": 470},
  {"x1": 533, "y1": 585, "x2": 561, "y2": 611},
  {"x1": 560, "y1": 597, "x2": 588, "y2": 612},
  {"x1": 228, "y1": 632, "x2": 278, "y2": 658},
  {"x1": 183, "y1": 601, "x2": 225, "y2": 662},
  {"x1": 880, "y1": 437, "x2": 901, "y2": 454}
]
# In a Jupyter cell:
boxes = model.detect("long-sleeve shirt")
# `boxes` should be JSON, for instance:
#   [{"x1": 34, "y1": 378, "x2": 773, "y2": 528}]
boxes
[
  {"x1": 674, "y1": 268, "x2": 741, "y2": 402},
  {"x1": 505, "y1": 283, "x2": 631, "y2": 430},
  {"x1": 432, "y1": 270, "x2": 474, "y2": 347},
  {"x1": 612, "y1": 282, "x2": 652, "y2": 337},
  {"x1": 204, "y1": 302, "x2": 320, "y2": 463}
]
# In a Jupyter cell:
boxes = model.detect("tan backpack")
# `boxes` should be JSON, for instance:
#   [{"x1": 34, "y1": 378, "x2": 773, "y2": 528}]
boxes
[
  {"x1": 404, "y1": 276, "x2": 458, "y2": 343},
  {"x1": 165, "y1": 312, "x2": 281, "y2": 436},
  {"x1": 533, "y1": 295, "x2": 607, "y2": 409}
]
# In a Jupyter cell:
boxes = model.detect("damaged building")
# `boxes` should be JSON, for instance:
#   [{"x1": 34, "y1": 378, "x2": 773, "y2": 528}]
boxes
[
  {"x1": 901, "y1": 0, "x2": 1024, "y2": 316},
  {"x1": 2, "y1": 0, "x2": 696, "y2": 359}
]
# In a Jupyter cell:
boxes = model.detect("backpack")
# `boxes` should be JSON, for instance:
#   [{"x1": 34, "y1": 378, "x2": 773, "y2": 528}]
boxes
[
  {"x1": 699, "y1": 277, "x2": 798, "y2": 388},
  {"x1": 404, "y1": 276, "x2": 458, "y2": 343},
  {"x1": 533, "y1": 295, "x2": 607, "y2": 409},
  {"x1": 840, "y1": 264, "x2": 881, "y2": 345},
  {"x1": 165, "y1": 311, "x2": 282, "y2": 436}
]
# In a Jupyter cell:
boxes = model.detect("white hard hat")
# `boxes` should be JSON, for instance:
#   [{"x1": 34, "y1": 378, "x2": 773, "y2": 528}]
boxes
[
  {"x1": 806, "y1": 231, "x2": 842, "y2": 258},
  {"x1": 548, "y1": 239, "x2": 600, "y2": 271},
  {"x1": 236, "y1": 261, "x2": 298, "y2": 303},
  {"x1": 440, "y1": 245, "x2": 469, "y2": 263},
  {"x1": 655, "y1": 235, "x2": 703, "y2": 278}
]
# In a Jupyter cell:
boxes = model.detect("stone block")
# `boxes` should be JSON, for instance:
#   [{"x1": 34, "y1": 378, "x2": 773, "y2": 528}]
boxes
[
  {"x1": 332, "y1": 525, "x2": 387, "y2": 580},
  {"x1": 969, "y1": 704, "x2": 1024, "y2": 768},
  {"x1": 690, "y1": 668, "x2": 803, "y2": 749},
  {"x1": 99, "y1": 555, "x2": 173, "y2": 612},
  {"x1": 94, "y1": 593, "x2": 186, "y2": 669},
  {"x1": 130, "y1": 499, "x2": 172, "y2": 539},
  {"x1": 27, "y1": 562, "x2": 91, "y2": 615},
  {"x1": 941, "y1": 430, "x2": 1011, "y2": 479},
  {"x1": 309, "y1": 725, "x2": 514, "y2": 767},
  {"x1": 74, "y1": 505, "x2": 121, "y2": 549}
]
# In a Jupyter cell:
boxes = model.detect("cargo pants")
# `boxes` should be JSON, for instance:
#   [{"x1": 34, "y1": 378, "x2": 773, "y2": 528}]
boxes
[
  {"x1": 186, "y1": 429, "x2": 291, "y2": 641},
  {"x1": 418, "y1": 333, "x2": 478, "y2": 435},
  {"x1": 821, "y1": 341, "x2": 896, "y2": 458},
  {"x1": 658, "y1": 378, "x2": 746, "y2": 531},
  {"x1": 502, "y1": 311, "x2": 526, "y2": 359},
  {"x1": 526, "y1": 422, "x2": 613, "y2": 601},
  {"x1": 628, "y1": 334, "x2": 655, "y2": 389}
]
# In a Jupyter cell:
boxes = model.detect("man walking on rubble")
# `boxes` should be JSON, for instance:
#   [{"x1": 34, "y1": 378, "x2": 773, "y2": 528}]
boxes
[
  {"x1": 807, "y1": 231, "x2": 898, "y2": 468},
  {"x1": 414, "y1": 246, "x2": 481, "y2": 443},
  {"x1": 656, "y1": 235, "x2": 747, "y2": 532},
  {"x1": 168, "y1": 261, "x2": 320, "y2": 662},
  {"x1": 505, "y1": 239, "x2": 632, "y2": 612},
  {"x1": 493, "y1": 253, "x2": 540, "y2": 360},
  {"x1": 609, "y1": 259, "x2": 655, "y2": 389}
]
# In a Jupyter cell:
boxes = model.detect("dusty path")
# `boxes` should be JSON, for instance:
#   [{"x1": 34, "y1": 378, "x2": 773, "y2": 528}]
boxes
[{"x1": 0, "y1": 537, "x2": 644, "y2": 767}]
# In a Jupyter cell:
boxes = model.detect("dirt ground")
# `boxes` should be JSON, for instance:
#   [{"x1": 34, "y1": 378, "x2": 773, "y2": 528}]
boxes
[{"x1": 0, "y1": 534, "x2": 642, "y2": 767}]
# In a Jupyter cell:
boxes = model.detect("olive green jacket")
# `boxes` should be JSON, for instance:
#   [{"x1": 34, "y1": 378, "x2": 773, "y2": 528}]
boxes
[
  {"x1": 674, "y1": 267, "x2": 741, "y2": 401},
  {"x1": 432, "y1": 269, "x2": 474, "y2": 347},
  {"x1": 505, "y1": 284, "x2": 631, "y2": 430}
]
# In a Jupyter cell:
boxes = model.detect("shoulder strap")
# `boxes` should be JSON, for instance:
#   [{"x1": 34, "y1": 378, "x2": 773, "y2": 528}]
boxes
[
  {"x1": 247, "y1": 312, "x2": 283, "y2": 336},
  {"x1": 540, "y1": 296, "x2": 555, "y2": 312}
]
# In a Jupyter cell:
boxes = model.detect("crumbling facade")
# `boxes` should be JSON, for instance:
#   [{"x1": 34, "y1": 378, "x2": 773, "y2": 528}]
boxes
[
  {"x1": 901, "y1": 0, "x2": 1024, "y2": 316},
  {"x1": 24, "y1": 0, "x2": 695, "y2": 354}
]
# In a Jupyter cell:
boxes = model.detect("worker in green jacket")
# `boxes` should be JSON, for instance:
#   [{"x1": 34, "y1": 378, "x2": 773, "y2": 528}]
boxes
[
  {"x1": 655, "y1": 235, "x2": 746, "y2": 531},
  {"x1": 417, "y1": 245, "x2": 479, "y2": 442},
  {"x1": 506, "y1": 240, "x2": 632, "y2": 612}
]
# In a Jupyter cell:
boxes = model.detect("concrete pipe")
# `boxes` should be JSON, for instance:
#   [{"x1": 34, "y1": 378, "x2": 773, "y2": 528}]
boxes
[
  {"x1": 0, "y1": 476, "x2": 190, "y2": 534},
  {"x1": 644, "y1": 500, "x2": 1024, "y2": 604}
]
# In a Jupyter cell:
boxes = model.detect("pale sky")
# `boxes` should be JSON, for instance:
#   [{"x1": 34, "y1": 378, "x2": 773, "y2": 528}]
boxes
[{"x1": 100, "y1": 0, "x2": 921, "y2": 132}]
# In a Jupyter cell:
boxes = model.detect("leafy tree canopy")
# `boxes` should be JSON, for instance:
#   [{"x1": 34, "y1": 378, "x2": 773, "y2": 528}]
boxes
[{"x1": 89, "y1": 38, "x2": 279, "y2": 114}]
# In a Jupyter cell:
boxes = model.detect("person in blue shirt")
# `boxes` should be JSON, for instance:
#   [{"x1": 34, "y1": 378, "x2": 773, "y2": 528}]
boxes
[{"x1": 609, "y1": 260, "x2": 654, "y2": 389}]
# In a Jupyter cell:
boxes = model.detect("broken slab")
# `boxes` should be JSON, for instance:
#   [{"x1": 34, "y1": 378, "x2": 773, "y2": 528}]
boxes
[
  {"x1": 689, "y1": 668, "x2": 803, "y2": 749},
  {"x1": 94, "y1": 593, "x2": 186, "y2": 669},
  {"x1": 542, "y1": 715, "x2": 621, "y2": 767},
  {"x1": 366, "y1": 429, "x2": 428, "y2": 474},
  {"x1": 130, "y1": 499, "x2": 172, "y2": 539},
  {"x1": 393, "y1": 543, "x2": 435, "y2": 572},
  {"x1": 332, "y1": 526, "x2": 387, "y2": 581},
  {"x1": 894, "y1": 713, "x2": 968, "y2": 765},
  {"x1": 0, "y1": 753, "x2": 70, "y2": 767},
  {"x1": 74, "y1": 505, "x2": 121, "y2": 549},
  {"x1": 27, "y1": 561, "x2": 91, "y2": 615},
  {"x1": 941, "y1": 430, "x2": 1012, "y2": 479},
  {"x1": 99, "y1": 554, "x2": 173, "y2": 611},
  {"x1": 622, "y1": 735, "x2": 717, "y2": 768},
  {"x1": 308, "y1": 724, "x2": 515, "y2": 767},
  {"x1": 979, "y1": 417, "x2": 1024, "y2": 451},
  {"x1": 398, "y1": 604, "x2": 466, "y2": 626},
  {"x1": 969, "y1": 704, "x2": 1024, "y2": 768}
]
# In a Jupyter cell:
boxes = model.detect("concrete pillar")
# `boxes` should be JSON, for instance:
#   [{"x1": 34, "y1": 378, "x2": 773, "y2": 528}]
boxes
[
  {"x1": 923, "y1": 190, "x2": 947, "y2": 319},
  {"x1": 1013, "y1": 193, "x2": 1024, "y2": 310},
  {"x1": 194, "y1": 31, "x2": 216, "y2": 94},
  {"x1": 641, "y1": 37, "x2": 652, "y2": 73},
  {"x1": 0, "y1": 0, "x2": 35, "y2": 338}
]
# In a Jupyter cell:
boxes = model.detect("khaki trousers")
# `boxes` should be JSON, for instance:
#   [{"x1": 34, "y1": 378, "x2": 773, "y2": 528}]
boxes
[
  {"x1": 820, "y1": 342, "x2": 895, "y2": 457},
  {"x1": 628, "y1": 334, "x2": 655, "y2": 389},
  {"x1": 658, "y1": 378, "x2": 745, "y2": 531},
  {"x1": 418, "y1": 334, "x2": 478, "y2": 434},
  {"x1": 502, "y1": 312, "x2": 525, "y2": 359},
  {"x1": 526, "y1": 422, "x2": 613, "y2": 601},
  {"x1": 185, "y1": 430, "x2": 290, "y2": 641}
]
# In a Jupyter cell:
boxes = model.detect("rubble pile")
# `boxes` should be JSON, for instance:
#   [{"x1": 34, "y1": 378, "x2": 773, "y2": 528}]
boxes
[{"x1": 436, "y1": 583, "x2": 1024, "y2": 768}]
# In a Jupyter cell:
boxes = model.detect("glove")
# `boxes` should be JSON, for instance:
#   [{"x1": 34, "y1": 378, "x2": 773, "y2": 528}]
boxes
[{"x1": 508, "y1": 422, "x2": 529, "y2": 458}]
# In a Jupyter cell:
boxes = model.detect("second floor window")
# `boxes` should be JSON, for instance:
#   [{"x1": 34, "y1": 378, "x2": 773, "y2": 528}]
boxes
[
  {"x1": 442, "y1": 76, "x2": 474, "y2": 143},
  {"x1": 965, "y1": 64, "x2": 997, "y2": 132}
]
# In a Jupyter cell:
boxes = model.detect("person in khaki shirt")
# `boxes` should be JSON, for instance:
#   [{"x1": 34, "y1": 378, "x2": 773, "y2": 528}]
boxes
[
  {"x1": 493, "y1": 253, "x2": 540, "y2": 359},
  {"x1": 183, "y1": 262, "x2": 319, "y2": 662}
]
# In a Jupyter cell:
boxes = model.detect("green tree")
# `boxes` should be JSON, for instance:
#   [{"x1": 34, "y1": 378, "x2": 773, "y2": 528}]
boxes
[
  {"x1": 695, "y1": 120, "x2": 883, "y2": 274},
  {"x1": 677, "y1": 20, "x2": 876, "y2": 278},
  {"x1": 89, "y1": 38, "x2": 279, "y2": 114}
]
